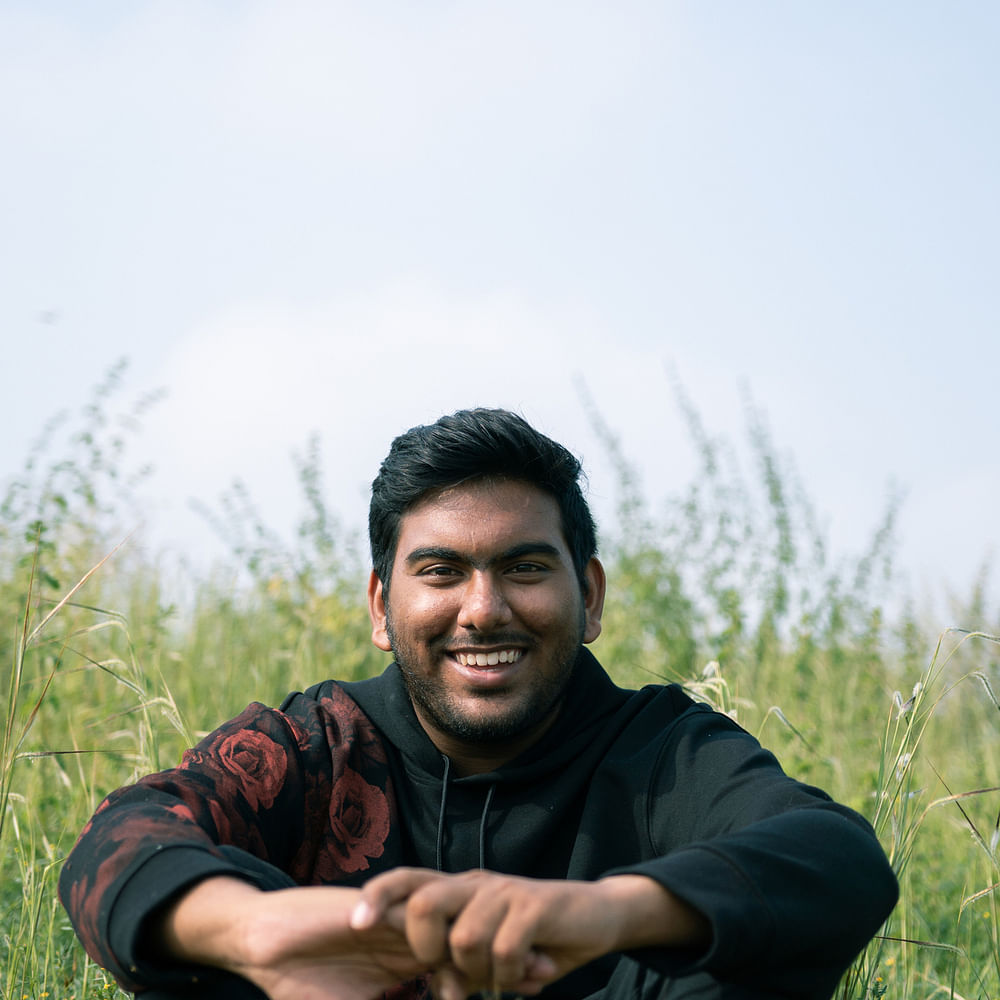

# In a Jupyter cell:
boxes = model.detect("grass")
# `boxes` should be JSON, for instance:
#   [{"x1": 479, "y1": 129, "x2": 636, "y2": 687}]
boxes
[{"x1": 1, "y1": 369, "x2": 998, "y2": 999}]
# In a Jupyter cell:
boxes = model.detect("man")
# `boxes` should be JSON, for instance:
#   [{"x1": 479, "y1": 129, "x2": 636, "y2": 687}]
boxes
[{"x1": 60, "y1": 408, "x2": 898, "y2": 1000}]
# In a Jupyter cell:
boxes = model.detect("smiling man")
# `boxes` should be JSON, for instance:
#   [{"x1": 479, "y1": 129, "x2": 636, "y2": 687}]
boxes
[{"x1": 60, "y1": 408, "x2": 898, "y2": 1000}]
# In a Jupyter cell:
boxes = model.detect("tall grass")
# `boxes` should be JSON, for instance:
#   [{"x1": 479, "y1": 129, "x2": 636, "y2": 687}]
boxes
[{"x1": 1, "y1": 368, "x2": 997, "y2": 999}]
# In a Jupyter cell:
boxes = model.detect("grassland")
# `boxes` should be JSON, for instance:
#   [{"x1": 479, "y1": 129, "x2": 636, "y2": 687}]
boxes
[{"x1": 2, "y1": 369, "x2": 998, "y2": 999}]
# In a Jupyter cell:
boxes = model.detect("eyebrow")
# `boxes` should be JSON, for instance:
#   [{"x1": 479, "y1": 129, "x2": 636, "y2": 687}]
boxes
[{"x1": 403, "y1": 541, "x2": 562, "y2": 569}]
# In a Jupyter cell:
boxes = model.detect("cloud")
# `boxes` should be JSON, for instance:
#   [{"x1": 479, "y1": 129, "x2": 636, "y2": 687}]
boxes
[{"x1": 139, "y1": 278, "x2": 707, "y2": 562}]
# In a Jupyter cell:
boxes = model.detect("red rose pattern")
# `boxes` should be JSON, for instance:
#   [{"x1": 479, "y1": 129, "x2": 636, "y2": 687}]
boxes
[
  {"x1": 327, "y1": 765, "x2": 391, "y2": 873},
  {"x1": 59, "y1": 687, "x2": 400, "y2": 992},
  {"x1": 215, "y1": 729, "x2": 288, "y2": 810}
]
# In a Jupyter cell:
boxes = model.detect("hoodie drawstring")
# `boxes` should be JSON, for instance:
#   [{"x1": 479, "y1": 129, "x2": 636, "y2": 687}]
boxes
[
  {"x1": 478, "y1": 783, "x2": 496, "y2": 870},
  {"x1": 435, "y1": 755, "x2": 452, "y2": 872},
  {"x1": 435, "y1": 756, "x2": 497, "y2": 872}
]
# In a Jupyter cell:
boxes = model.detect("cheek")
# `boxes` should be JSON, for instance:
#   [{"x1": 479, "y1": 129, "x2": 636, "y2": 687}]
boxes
[
  {"x1": 394, "y1": 590, "x2": 457, "y2": 638},
  {"x1": 512, "y1": 590, "x2": 579, "y2": 631}
]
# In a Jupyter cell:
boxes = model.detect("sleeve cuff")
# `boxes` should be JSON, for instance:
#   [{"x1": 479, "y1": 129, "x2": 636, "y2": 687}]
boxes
[{"x1": 608, "y1": 845, "x2": 775, "y2": 977}]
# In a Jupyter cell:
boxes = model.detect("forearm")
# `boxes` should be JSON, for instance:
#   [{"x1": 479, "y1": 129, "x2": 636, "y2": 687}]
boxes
[
  {"x1": 161, "y1": 872, "x2": 708, "y2": 972},
  {"x1": 153, "y1": 876, "x2": 427, "y2": 1000}
]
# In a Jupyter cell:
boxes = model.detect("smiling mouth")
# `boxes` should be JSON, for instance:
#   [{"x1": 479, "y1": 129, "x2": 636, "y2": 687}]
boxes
[{"x1": 454, "y1": 649, "x2": 523, "y2": 667}]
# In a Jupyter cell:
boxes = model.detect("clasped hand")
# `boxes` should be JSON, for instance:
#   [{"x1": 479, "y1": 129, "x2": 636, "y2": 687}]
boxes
[
  {"x1": 351, "y1": 868, "x2": 623, "y2": 1000},
  {"x1": 165, "y1": 869, "x2": 694, "y2": 1000}
]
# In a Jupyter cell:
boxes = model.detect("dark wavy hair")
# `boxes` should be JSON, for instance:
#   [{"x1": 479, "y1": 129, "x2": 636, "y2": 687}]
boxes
[{"x1": 369, "y1": 408, "x2": 597, "y2": 593}]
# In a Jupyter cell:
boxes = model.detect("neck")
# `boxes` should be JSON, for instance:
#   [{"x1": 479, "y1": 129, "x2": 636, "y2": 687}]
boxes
[{"x1": 415, "y1": 705, "x2": 562, "y2": 776}]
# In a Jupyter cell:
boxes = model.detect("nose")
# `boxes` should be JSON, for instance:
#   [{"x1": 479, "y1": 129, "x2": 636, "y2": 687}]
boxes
[{"x1": 457, "y1": 571, "x2": 513, "y2": 632}]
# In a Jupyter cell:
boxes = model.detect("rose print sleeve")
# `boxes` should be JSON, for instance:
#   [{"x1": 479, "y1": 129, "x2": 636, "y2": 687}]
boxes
[{"x1": 58, "y1": 684, "x2": 405, "y2": 994}]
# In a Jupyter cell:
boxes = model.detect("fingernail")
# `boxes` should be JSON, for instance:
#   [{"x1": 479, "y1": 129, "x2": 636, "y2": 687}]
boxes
[{"x1": 350, "y1": 899, "x2": 374, "y2": 929}]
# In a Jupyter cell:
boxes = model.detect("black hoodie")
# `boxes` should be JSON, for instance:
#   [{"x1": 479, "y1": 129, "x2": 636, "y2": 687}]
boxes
[{"x1": 59, "y1": 649, "x2": 898, "y2": 999}]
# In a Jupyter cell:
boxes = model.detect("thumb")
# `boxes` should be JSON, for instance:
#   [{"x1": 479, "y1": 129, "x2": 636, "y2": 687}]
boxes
[{"x1": 349, "y1": 898, "x2": 377, "y2": 930}]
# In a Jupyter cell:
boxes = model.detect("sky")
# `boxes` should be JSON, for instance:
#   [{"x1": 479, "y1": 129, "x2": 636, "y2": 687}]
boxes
[{"x1": 1, "y1": 2, "x2": 997, "y2": 622}]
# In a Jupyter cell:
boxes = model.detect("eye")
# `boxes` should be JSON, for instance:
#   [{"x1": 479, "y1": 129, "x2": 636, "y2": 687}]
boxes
[
  {"x1": 507, "y1": 562, "x2": 547, "y2": 576},
  {"x1": 419, "y1": 564, "x2": 462, "y2": 580}
]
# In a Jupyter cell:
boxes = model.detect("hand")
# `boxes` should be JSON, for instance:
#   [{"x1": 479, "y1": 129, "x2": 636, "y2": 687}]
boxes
[
  {"x1": 157, "y1": 876, "x2": 429, "y2": 1000},
  {"x1": 351, "y1": 869, "x2": 709, "y2": 1000}
]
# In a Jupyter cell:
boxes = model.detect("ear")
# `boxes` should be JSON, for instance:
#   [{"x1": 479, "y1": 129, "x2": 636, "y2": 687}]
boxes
[
  {"x1": 582, "y1": 557, "x2": 606, "y2": 644},
  {"x1": 367, "y1": 571, "x2": 393, "y2": 652}
]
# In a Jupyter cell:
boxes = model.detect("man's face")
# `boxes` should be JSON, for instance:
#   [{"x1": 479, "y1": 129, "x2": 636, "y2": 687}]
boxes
[{"x1": 368, "y1": 479, "x2": 605, "y2": 772}]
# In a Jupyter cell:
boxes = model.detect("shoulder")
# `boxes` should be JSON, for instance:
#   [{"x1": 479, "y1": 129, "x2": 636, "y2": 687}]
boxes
[
  {"x1": 611, "y1": 681, "x2": 729, "y2": 743},
  {"x1": 625, "y1": 684, "x2": 780, "y2": 774},
  {"x1": 610, "y1": 683, "x2": 808, "y2": 794},
  {"x1": 276, "y1": 677, "x2": 392, "y2": 762}
]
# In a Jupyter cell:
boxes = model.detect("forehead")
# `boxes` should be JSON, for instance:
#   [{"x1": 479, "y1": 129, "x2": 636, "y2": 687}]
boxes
[{"x1": 394, "y1": 479, "x2": 567, "y2": 558}]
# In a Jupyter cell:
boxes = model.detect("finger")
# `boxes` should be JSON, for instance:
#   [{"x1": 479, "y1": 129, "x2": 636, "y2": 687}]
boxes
[
  {"x1": 351, "y1": 867, "x2": 443, "y2": 929},
  {"x1": 430, "y1": 965, "x2": 470, "y2": 1000},
  {"x1": 445, "y1": 891, "x2": 515, "y2": 986},
  {"x1": 404, "y1": 879, "x2": 480, "y2": 966},
  {"x1": 474, "y1": 898, "x2": 549, "y2": 989},
  {"x1": 442, "y1": 878, "x2": 553, "y2": 990},
  {"x1": 514, "y1": 949, "x2": 560, "y2": 993},
  {"x1": 351, "y1": 900, "x2": 409, "y2": 942}
]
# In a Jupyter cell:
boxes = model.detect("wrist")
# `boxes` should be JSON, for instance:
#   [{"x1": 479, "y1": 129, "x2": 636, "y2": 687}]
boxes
[
  {"x1": 156, "y1": 876, "x2": 263, "y2": 973},
  {"x1": 597, "y1": 874, "x2": 710, "y2": 953}
]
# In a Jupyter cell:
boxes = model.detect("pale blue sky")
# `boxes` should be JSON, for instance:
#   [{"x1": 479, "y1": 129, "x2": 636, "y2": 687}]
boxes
[{"x1": 1, "y1": 2, "x2": 997, "y2": 618}]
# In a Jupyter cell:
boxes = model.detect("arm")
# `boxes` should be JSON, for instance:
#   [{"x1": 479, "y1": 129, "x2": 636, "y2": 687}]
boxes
[
  {"x1": 153, "y1": 875, "x2": 428, "y2": 1000},
  {"x1": 59, "y1": 688, "x2": 402, "y2": 992},
  {"x1": 352, "y1": 868, "x2": 710, "y2": 1000},
  {"x1": 618, "y1": 702, "x2": 899, "y2": 995}
]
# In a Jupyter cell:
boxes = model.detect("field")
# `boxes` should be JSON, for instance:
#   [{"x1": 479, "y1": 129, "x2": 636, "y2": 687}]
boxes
[{"x1": 2, "y1": 370, "x2": 998, "y2": 999}]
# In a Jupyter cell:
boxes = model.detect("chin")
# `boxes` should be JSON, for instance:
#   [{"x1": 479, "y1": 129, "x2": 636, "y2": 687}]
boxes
[{"x1": 440, "y1": 695, "x2": 557, "y2": 744}]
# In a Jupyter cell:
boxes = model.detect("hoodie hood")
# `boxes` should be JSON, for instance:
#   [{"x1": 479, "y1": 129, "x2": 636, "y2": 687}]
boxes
[
  {"x1": 343, "y1": 646, "x2": 633, "y2": 784},
  {"x1": 336, "y1": 648, "x2": 647, "y2": 875}
]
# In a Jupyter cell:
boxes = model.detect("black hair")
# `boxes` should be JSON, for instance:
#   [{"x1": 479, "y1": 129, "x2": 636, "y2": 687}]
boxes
[{"x1": 369, "y1": 408, "x2": 597, "y2": 592}]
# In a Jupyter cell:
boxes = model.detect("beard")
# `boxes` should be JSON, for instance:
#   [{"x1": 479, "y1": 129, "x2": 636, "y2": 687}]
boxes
[{"x1": 384, "y1": 613, "x2": 584, "y2": 746}]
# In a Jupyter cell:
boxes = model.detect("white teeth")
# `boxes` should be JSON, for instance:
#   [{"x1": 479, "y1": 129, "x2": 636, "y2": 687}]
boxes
[{"x1": 456, "y1": 650, "x2": 521, "y2": 667}]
